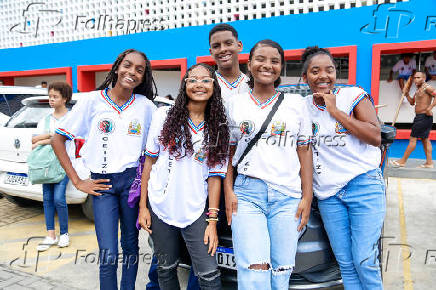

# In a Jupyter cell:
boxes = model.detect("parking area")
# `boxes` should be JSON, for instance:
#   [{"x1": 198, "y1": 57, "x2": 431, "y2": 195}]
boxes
[{"x1": 0, "y1": 174, "x2": 435, "y2": 289}]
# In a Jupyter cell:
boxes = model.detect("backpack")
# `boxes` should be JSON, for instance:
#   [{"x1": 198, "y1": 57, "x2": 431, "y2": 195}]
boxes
[{"x1": 27, "y1": 115, "x2": 66, "y2": 184}]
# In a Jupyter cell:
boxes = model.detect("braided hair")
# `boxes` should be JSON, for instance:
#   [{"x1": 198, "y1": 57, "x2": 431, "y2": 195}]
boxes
[
  {"x1": 159, "y1": 63, "x2": 229, "y2": 168},
  {"x1": 97, "y1": 49, "x2": 157, "y2": 100}
]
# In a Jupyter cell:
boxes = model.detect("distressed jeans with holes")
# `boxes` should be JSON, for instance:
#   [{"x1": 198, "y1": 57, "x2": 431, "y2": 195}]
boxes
[
  {"x1": 318, "y1": 168, "x2": 385, "y2": 290},
  {"x1": 149, "y1": 206, "x2": 221, "y2": 290},
  {"x1": 231, "y1": 175, "x2": 301, "y2": 290}
]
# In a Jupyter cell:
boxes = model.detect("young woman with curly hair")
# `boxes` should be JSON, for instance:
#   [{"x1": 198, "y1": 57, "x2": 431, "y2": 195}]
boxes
[
  {"x1": 138, "y1": 63, "x2": 229, "y2": 290},
  {"x1": 52, "y1": 49, "x2": 157, "y2": 290}
]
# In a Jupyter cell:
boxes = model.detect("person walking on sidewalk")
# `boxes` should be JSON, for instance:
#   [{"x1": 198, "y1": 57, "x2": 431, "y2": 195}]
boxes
[
  {"x1": 392, "y1": 70, "x2": 436, "y2": 168},
  {"x1": 33, "y1": 82, "x2": 73, "y2": 251}
]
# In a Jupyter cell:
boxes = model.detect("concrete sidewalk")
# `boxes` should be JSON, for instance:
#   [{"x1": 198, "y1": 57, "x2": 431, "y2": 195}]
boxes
[
  {"x1": 386, "y1": 158, "x2": 436, "y2": 179},
  {"x1": 0, "y1": 264, "x2": 79, "y2": 290}
]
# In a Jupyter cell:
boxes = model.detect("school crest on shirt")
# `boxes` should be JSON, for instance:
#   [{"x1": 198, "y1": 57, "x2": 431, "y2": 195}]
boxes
[
  {"x1": 271, "y1": 121, "x2": 286, "y2": 136},
  {"x1": 127, "y1": 119, "x2": 142, "y2": 136},
  {"x1": 98, "y1": 118, "x2": 115, "y2": 134},
  {"x1": 335, "y1": 122, "x2": 349, "y2": 135},
  {"x1": 194, "y1": 148, "x2": 206, "y2": 164},
  {"x1": 239, "y1": 120, "x2": 255, "y2": 136}
]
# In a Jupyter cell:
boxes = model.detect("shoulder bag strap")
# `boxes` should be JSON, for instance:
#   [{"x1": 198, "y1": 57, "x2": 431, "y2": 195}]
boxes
[{"x1": 235, "y1": 92, "x2": 285, "y2": 169}]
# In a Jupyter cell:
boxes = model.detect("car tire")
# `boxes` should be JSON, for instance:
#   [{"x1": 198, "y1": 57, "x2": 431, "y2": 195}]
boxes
[
  {"x1": 4, "y1": 194, "x2": 37, "y2": 207},
  {"x1": 81, "y1": 196, "x2": 94, "y2": 221}
]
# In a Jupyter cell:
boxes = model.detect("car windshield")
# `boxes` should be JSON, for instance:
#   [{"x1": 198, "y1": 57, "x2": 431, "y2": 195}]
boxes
[{"x1": 5, "y1": 105, "x2": 52, "y2": 128}]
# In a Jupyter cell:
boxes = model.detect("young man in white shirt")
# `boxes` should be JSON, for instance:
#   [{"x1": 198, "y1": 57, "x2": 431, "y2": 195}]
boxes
[
  {"x1": 425, "y1": 51, "x2": 436, "y2": 81},
  {"x1": 209, "y1": 24, "x2": 250, "y2": 104},
  {"x1": 388, "y1": 53, "x2": 417, "y2": 91}
]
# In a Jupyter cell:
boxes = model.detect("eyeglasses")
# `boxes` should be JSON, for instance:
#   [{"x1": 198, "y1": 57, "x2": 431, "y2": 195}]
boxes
[{"x1": 185, "y1": 77, "x2": 215, "y2": 85}]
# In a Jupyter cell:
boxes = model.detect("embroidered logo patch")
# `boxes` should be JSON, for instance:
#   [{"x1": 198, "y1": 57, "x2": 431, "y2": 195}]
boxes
[
  {"x1": 271, "y1": 121, "x2": 286, "y2": 136},
  {"x1": 98, "y1": 119, "x2": 115, "y2": 134},
  {"x1": 335, "y1": 122, "x2": 349, "y2": 134},
  {"x1": 194, "y1": 148, "x2": 206, "y2": 163},
  {"x1": 239, "y1": 120, "x2": 255, "y2": 136},
  {"x1": 128, "y1": 119, "x2": 142, "y2": 136}
]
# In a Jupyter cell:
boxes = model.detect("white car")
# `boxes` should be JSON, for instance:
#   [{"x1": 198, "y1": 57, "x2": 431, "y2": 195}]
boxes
[
  {"x1": 0, "y1": 112, "x2": 9, "y2": 127},
  {"x1": 0, "y1": 93, "x2": 173, "y2": 221}
]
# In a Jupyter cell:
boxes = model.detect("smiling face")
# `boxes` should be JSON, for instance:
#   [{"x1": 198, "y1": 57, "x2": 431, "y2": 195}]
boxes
[
  {"x1": 209, "y1": 31, "x2": 242, "y2": 70},
  {"x1": 303, "y1": 54, "x2": 337, "y2": 94},
  {"x1": 185, "y1": 66, "x2": 214, "y2": 103},
  {"x1": 248, "y1": 45, "x2": 282, "y2": 87},
  {"x1": 115, "y1": 52, "x2": 146, "y2": 90},
  {"x1": 48, "y1": 89, "x2": 66, "y2": 109}
]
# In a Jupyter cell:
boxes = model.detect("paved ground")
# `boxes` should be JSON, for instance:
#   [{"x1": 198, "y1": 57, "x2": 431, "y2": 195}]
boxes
[{"x1": 0, "y1": 173, "x2": 435, "y2": 289}]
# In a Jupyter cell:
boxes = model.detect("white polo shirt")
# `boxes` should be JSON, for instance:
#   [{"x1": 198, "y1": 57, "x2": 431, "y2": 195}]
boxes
[
  {"x1": 307, "y1": 87, "x2": 381, "y2": 200},
  {"x1": 215, "y1": 71, "x2": 250, "y2": 105},
  {"x1": 227, "y1": 91, "x2": 312, "y2": 198},
  {"x1": 56, "y1": 89, "x2": 156, "y2": 174},
  {"x1": 145, "y1": 107, "x2": 227, "y2": 228},
  {"x1": 392, "y1": 59, "x2": 416, "y2": 76},
  {"x1": 425, "y1": 55, "x2": 436, "y2": 75}
]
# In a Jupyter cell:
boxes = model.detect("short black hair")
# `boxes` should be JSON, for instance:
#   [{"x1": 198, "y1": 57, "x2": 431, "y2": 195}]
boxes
[
  {"x1": 209, "y1": 24, "x2": 238, "y2": 44},
  {"x1": 48, "y1": 81, "x2": 72, "y2": 104},
  {"x1": 41, "y1": 81, "x2": 47, "y2": 85}
]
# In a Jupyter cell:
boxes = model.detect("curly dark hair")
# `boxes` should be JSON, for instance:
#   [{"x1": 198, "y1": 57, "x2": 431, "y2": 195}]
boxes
[
  {"x1": 97, "y1": 49, "x2": 157, "y2": 100},
  {"x1": 159, "y1": 63, "x2": 229, "y2": 168}
]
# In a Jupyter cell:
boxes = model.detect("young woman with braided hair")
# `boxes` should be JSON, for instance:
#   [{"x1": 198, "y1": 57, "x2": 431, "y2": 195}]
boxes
[
  {"x1": 52, "y1": 49, "x2": 157, "y2": 290},
  {"x1": 138, "y1": 63, "x2": 229, "y2": 290}
]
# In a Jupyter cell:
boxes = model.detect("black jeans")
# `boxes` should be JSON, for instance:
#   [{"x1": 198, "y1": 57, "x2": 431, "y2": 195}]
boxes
[{"x1": 149, "y1": 207, "x2": 221, "y2": 290}]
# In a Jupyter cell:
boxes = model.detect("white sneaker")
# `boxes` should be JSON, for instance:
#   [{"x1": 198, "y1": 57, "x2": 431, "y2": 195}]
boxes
[
  {"x1": 58, "y1": 233, "x2": 70, "y2": 248},
  {"x1": 37, "y1": 236, "x2": 58, "y2": 251}
]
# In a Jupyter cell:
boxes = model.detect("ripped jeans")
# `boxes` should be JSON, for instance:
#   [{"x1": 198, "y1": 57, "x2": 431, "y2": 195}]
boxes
[
  {"x1": 149, "y1": 207, "x2": 221, "y2": 290},
  {"x1": 231, "y1": 175, "x2": 301, "y2": 290}
]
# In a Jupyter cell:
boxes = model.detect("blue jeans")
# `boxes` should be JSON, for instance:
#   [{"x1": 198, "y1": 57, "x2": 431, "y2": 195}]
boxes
[
  {"x1": 146, "y1": 257, "x2": 199, "y2": 290},
  {"x1": 42, "y1": 175, "x2": 69, "y2": 235},
  {"x1": 91, "y1": 167, "x2": 139, "y2": 290},
  {"x1": 318, "y1": 168, "x2": 385, "y2": 290},
  {"x1": 231, "y1": 175, "x2": 301, "y2": 290}
]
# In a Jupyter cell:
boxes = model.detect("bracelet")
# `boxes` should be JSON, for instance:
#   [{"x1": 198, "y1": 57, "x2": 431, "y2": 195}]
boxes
[
  {"x1": 205, "y1": 212, "x2": 218, "y2": 216},
  {"x1": 206, "y1": 217, "x2": 219, "y2": 222},
  {"x1": 208, "y1": 207, "x2": 220, "y2": 211}
]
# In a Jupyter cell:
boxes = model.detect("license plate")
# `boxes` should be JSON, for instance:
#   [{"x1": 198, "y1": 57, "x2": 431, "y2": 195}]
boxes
[
  {"x1": 5, "y1": 172, "x2": 29, "y2": 186},
  {"x1": 216, "y1": 246, "x2": 237, "y2": 270}
]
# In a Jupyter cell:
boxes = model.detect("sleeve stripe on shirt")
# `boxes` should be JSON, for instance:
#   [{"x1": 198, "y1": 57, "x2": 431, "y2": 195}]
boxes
[
  {"x1": 145, "y1": 150, "x2": 159, "y2": 158},
  {"x1": 209, "y1": 172, "x2": 226, "y2": 178},
  {"x1": 55, "y1": 128, "x2": 75, "y2": 140},
  {"x1": 349, "y1": 92, "x2": 371, "y2": 115}
]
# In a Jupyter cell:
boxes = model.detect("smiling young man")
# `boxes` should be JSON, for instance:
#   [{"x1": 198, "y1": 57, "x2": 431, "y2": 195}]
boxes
[{"x1": 209, "y1": 24, "x2": 249, "y2": 104}]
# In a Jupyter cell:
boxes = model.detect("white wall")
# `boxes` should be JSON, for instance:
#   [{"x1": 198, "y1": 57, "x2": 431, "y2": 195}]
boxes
[{"x1": 14, "y1": 74, "x2": 66, "y2": 87}]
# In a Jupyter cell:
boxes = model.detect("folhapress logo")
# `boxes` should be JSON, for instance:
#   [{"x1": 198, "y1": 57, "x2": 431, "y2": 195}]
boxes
[{"x1": 360, "y1": 3, "x2": 414, "y2": 39}]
